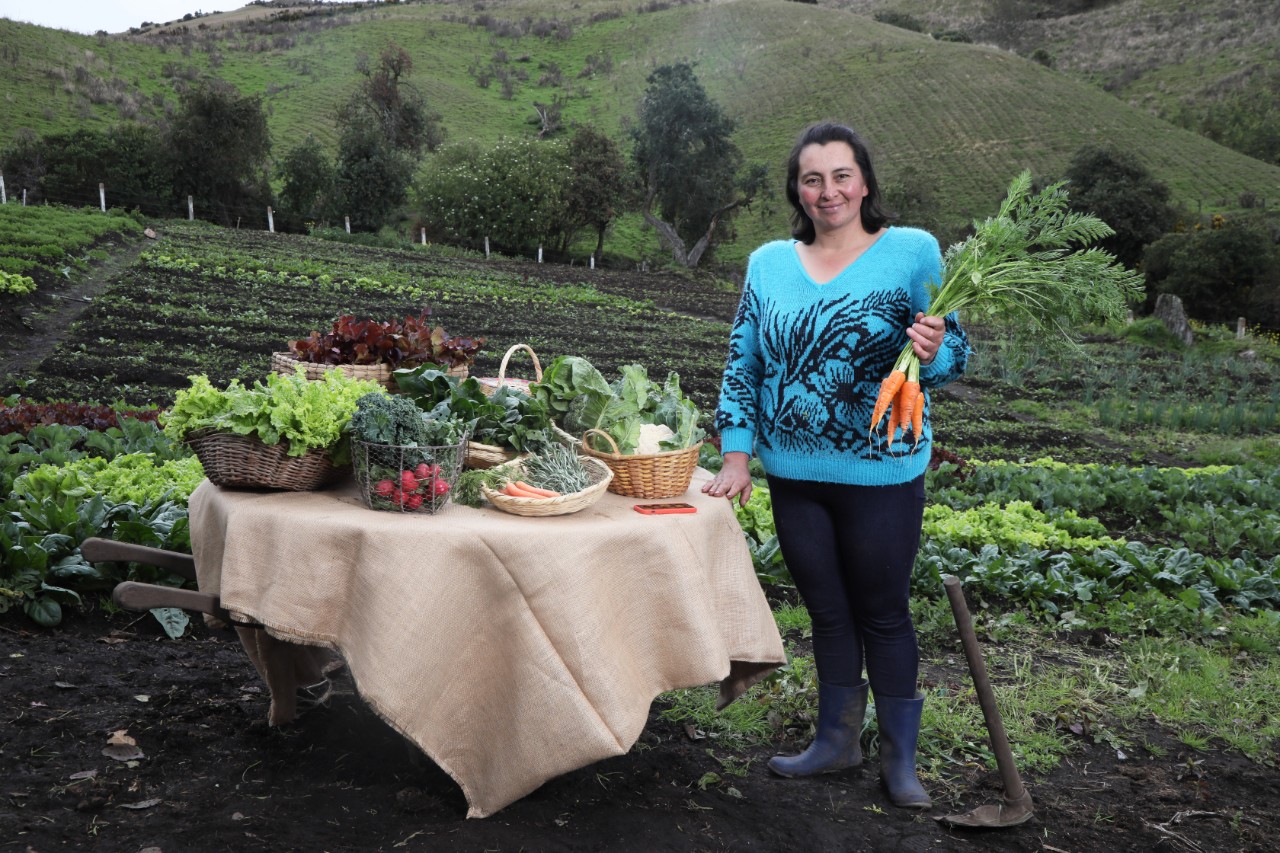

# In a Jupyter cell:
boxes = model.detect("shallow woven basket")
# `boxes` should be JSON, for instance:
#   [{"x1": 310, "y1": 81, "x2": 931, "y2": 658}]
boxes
[
  {"x1": 476, "y1": 344, "x2": 541, "y2": 397},
  {"x1": 186, "y1": 429, "x2": 346, "y2": 491},
  {"x1": 481, "y1": 456, "x2": 613, "y2": 517},
  {"x1": 579, "y1": 428, "x2": 701, "y2": 500},
  {"x1": 271, "y1": 352, "x2": 468, "y2": 392}
]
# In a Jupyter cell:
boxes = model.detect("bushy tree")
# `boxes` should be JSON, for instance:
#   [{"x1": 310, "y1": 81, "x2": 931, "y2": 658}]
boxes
[
  {"x1": 332, "y1": 121, "x2": 416, "y2": 232},
  {"x1": 631, "y1": 63, "x2": 768, "y2": 267},
  {"x1": 167, "y1": 81, "x2": 272, "y2": 224},
  {"x1": 37, "y1": 124, "x2": 171, "y2": 214},
  {"x1": 339, "y1": 42, "x2": 443, "y2": 157},
  {"x1": 564, "y1": 125, "x2": 636, "y2": 259},
  {"x1": 416, "y1": 137, "x2": 571, "y2": 255},
  {"x1": 1063, "y1": 146, "x2": 1177, "y2": 269},
  {"x1": 1144, "y1": 217, "x2": 1280, "y2": 326},
  {"x1": 278, "y1": 134, "x2": 335, "y2": 224}
]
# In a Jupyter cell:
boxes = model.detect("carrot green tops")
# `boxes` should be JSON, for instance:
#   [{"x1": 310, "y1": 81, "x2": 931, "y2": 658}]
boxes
[{"x1": 715, "y1": 228, "x2": 970, "y2": 486}]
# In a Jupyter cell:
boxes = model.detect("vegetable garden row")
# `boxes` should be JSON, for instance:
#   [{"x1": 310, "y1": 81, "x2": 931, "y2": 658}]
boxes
[{"x1": 2, "y1": 209, "x2": 1278, "y2": 635}]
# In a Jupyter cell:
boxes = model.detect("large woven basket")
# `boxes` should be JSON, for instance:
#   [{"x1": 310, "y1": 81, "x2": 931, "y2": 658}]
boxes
[
  {"x1": 579, "y1": 428, "x2": 702, "y2": 499},
  {"x1": 481, "y1": 456, "x2": 613, "y2": 517},
  {"x1": 186, "y1": 429, "x2": 347, "y2": 491},
  {"x1": 476, "y1": 344, "x2": 541, "y2": 397},
  {"x1": 271, "y1": 352, "x2": 468, "y2": 392}
]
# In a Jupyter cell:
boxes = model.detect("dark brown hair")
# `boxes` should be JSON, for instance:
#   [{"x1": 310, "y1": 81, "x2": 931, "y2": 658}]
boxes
[{"x1": 786, "y1": 121, "x2": 892, "y2": 244}]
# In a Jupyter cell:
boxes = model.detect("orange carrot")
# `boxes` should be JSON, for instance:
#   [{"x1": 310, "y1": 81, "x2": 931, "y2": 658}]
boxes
[
  {"x1": 910, "y1": 389, "x2": 925, "y2": 447},
  {"x1": 869, "y1": 369, "x2": 907, "y2": 434},
  {"x1": 896, "y1": 379, "x2": 921, "y2": 435},
  {"x1": 514, "y1": 481, "x2": 560, "y2": 498},
  {"x1": 884, "y1": 398, "x2": 901, "y2": 447},
  {"x1": 504, "y1": 482, "x2": 543, "y2": 498}
]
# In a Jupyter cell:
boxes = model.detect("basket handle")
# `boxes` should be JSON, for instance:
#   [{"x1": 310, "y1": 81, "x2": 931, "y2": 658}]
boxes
[
  {"x1": 582, "y1": 428, "x2": 621, "y2": 456},
  {"x1": 497, "y1": 344, "x2": 543, "y2": 387}
]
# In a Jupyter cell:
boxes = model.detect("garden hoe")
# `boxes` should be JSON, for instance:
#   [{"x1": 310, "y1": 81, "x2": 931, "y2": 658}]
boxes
[{"x1": 936, "y1": 575, "x2": 1035, "y2": 829}]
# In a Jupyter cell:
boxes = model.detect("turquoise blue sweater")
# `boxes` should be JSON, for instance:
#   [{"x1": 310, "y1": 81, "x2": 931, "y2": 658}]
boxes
[{"x1": 715, "y1": 229, "x2": 970, "y2": 486}]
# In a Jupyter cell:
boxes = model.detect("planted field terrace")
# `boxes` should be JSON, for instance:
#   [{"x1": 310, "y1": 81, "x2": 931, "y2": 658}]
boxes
[{"x1": 2, "y1": 208, "x2": 1279, "y2": 852}]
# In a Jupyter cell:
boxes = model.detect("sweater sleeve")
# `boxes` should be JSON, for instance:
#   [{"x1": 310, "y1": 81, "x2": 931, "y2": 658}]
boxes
[
  {"x1": 909, "y1": 233, "x2": 971, "y2": 389},
  {"x1": 714, "y1": 256, "x2": 764, "y2": 456}
]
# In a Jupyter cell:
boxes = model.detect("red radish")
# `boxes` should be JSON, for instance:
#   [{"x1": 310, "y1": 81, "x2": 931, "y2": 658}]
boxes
[
  {"x1": 390, "y1": 488, "x2": 407, "y2": 506},
  {"x1": 374, "y1": 479, "x2": 395, "y2": 496},
  {"x1": 431, "y1": 478, "x2": 451, "y2": 496},
  {"x1": 415, "y1": 463, "x2": 441, "y2": 479},
  {"x1": 400, "y1": 470, "x2": 420, "y2": 492},
  {"x1": 405, "y1": 492, "x2": 424, "y2": 510}
]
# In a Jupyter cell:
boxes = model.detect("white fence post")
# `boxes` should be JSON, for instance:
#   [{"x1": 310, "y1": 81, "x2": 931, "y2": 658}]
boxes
[
  {"x1": 344, "y1": 215, "x2": 351, "y2": 234},
  {"x1": 420, "y1": 227, "x2": 426, "y2": 245},
  {"x1": 589, "y1": 253, "x2": 595, "y2": 270},
  {"x1": 1237, "y1": 317, "x2": 1248, "y2": 339},
  {"x1": 267, "y1": 206, "x2": 275, "y2": 233},
  {"x1": 0, "y1": 172, "x2": 6, "y2": 205},
  {"x1": 187, "y1": 195, "x2": 194, "y2": 220},
  {"x1": 537, "y1": 245, "x2": 543, "y2": 263},
  {"x1": 22, "y1": 188, "x2": 27, "y2": 206},
  {"x1": 484, "y1": 235, "x2": 490, "y2": 259},
  {"x1": 99, "y1": 182, "x2": 106, "y2": 212}
]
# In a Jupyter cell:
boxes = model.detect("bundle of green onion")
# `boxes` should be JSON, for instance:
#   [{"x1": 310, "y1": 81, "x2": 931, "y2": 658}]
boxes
[{"x1": 870, "y1": 170, "x2": 1145, "y2": 443}]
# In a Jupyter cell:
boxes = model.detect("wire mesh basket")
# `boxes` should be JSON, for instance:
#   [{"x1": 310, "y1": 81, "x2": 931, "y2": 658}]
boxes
[{"x1": 351, "y1": 438, "x2": 468, "y2": 513}]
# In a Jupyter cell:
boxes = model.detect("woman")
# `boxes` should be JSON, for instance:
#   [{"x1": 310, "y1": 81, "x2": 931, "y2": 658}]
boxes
[{"x1": 703, "y1": 121, "x2": 969, "y2": 809}]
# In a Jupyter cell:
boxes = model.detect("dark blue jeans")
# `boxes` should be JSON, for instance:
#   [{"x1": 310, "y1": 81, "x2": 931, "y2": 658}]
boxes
[{"x1": 766, "y1": 474, "x2": 925, "y2": 698}]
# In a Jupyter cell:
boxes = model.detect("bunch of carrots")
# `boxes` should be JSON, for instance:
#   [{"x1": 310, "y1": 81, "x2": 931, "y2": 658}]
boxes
[
  {"x1": 868, "y1": 170, "x2": 1143, "y2": 449},
  {"x1": 501, "y1": 480, "x2": 561, "y2": 499}
]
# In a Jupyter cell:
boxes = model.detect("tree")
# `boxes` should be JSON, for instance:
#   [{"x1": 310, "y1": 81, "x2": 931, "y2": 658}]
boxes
[
  {"x1": 38, "y1": 124, "x2": 171, "y2": 214},
  {"x1": 416, "y1": 137, "x2": 572, "y2": 256},
  {"x1": 1062, "y1": 146, "x2": 1177, "y2": 269},
  {"x1": 1143, "y1": 217, "x2": 1280, "y2": 326},
  {"x1": 630, "y1": 63, "x2": 768, "y2": 267},
  {"x1": 339, "y1": 42, "x2": 443, "y2": 157},
  {"x1": 332, "y1": 121, "x2": 415, "y2": 232},
  {"x1": 564, "y1": 125, "x2": 635, "y2": 259},
  {"x1": 278, "y1": 134, "x2": 335, "y2": 224},
  {"x1": 167, "y1": 81, "x2": 272, "y2": 225}
]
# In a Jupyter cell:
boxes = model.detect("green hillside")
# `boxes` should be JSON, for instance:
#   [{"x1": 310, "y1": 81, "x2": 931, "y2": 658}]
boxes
[{"x1": 2, "y1": 0, "x2": 1278, "y2": 264}]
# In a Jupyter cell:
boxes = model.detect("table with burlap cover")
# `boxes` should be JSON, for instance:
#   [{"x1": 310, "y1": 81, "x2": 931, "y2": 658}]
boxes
[{"x1": 188, "y1": 468, "x2": 785, "y2": 818}]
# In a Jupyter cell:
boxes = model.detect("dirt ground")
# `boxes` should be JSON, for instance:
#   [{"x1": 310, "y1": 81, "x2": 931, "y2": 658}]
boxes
[
  {"x1": 4, "y1": 605, "x2": 1278, "y2": 853},
  {"x1": 3, "y1": 242, "x2": 1279, "y2": 852}
]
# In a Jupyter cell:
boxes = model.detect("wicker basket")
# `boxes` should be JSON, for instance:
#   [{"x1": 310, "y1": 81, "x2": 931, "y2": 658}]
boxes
[
  {"x1": 351, "y1": 438, "x2": 468, "y2": 513},
  {"x1": 579, "y1": 428, "x2": 702, "y2": 499},
  {"x1": 476, "y1": 344, "x2": 542, "y2": 397},
  {"x1": 481, "y1": 456, "x2": 613, "y2": 517},
  {"x1": 271, "y1": 352, "x2": 468, "y2": 392},
  {"x1": 186, "y1": 429, "x2": 347, "y2": 491},
  {"x1": 465, "y1": 440, "x2": 525, "y2": 470}
]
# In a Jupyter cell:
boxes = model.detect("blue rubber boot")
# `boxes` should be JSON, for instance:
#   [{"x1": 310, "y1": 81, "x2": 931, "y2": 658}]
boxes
[
  {"x1": 875, "y1": 692, "x2": 932, "y2": 809},
  {"x1": 768, "y1": 680, "x2": 868, "y2": 778}
]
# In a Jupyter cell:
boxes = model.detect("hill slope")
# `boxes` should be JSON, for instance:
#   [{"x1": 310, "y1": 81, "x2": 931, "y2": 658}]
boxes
[{"x1": 2, "y1": 0, "x2": 1277, "y2": 263}]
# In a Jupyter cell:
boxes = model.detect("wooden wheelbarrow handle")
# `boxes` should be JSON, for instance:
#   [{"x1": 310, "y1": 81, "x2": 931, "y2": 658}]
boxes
[
  {"x1": 113, "y1": 581, "x2": 232, "y2": 623},
  {"x1": 80, "y1": 537, "x2": 196, "y2": 582}
]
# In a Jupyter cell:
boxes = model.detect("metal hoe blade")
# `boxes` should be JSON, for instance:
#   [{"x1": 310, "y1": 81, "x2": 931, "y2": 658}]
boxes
[{"x1": 936, "y1": 575, "x2": 1036, "y2": 829}]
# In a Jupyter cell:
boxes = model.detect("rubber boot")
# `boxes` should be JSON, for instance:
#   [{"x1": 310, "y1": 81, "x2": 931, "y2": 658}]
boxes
[
  {"x1": 768, "y1": 680, "x2": 868, "y2": 778},
  {"x1": 875, "y1": 692, "x2": 932, "y2": 809}
]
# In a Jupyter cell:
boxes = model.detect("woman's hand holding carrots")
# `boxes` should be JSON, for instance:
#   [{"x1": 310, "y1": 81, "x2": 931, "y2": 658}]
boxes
[{"x1": 906, "y1": 312, "x2": 945, "y2": 365}]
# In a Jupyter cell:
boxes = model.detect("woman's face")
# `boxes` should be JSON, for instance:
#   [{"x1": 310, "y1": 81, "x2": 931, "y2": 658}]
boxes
[{"x1": 796, "y1": 142, "x2": 869, "y2": 235}]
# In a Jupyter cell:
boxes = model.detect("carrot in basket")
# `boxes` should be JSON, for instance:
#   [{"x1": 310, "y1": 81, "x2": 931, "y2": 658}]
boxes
[
  {"x1": 503, "y1": 482, "x2": 543, "y2": 498},
  {"x1": 869, "y1": 369, "x2": 907, "y2": 434},
  {"x1": 514, "y1": 481, "x2": 560, "y2": 498}
]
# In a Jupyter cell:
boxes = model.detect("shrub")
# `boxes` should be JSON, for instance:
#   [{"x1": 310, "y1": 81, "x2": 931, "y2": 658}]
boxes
[{"x1": 0, "y1": 270, "x2": 37, "y2": 295}]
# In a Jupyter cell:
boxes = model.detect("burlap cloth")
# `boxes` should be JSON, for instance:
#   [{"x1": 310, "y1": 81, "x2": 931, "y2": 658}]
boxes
[{"x1": 189, "y1": 468, "x2": 785, "y2": 818}]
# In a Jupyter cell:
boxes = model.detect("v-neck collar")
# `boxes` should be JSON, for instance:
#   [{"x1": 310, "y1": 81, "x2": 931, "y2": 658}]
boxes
[{"x1": 791, "y1": 228, "x2": 890, "y2": 288}]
